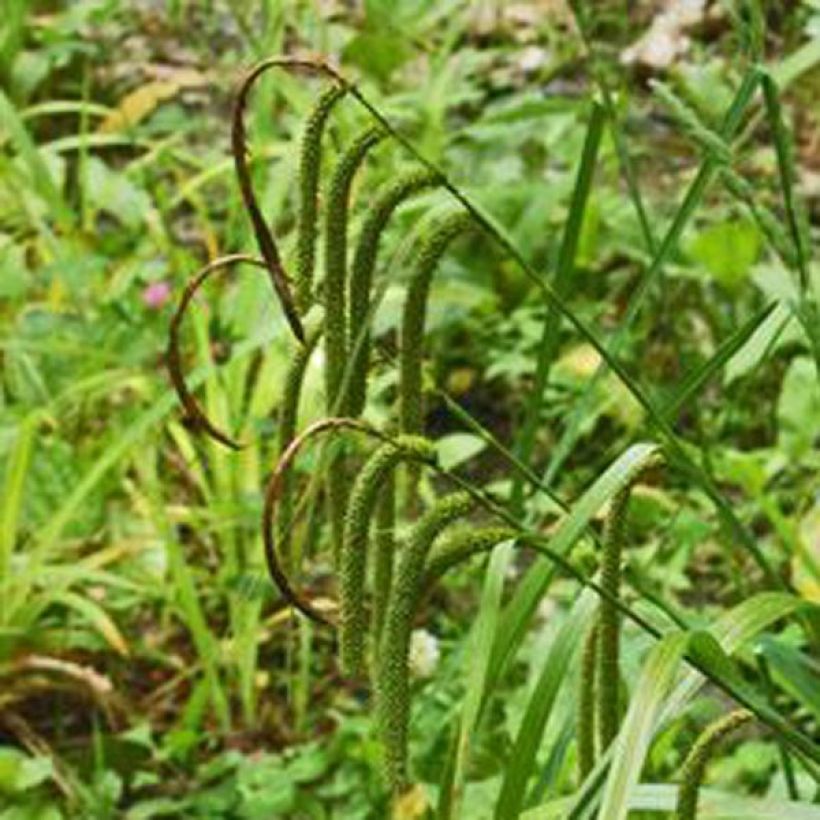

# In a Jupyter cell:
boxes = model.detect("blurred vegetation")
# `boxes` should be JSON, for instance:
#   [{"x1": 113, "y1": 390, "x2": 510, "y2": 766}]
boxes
[{"x1": 0, "y1": 0, "x2": 819, "y2": 817}]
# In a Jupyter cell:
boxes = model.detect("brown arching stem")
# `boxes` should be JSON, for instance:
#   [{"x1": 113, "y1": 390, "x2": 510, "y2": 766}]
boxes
[
  {"x1": 166, "y1": 252, "x2": 269, "y2": 451},
  {"x1": 261, "y1": 416, "x2": 398, "y2": 627},
  {"x1": 231, "y1": 60, "x2": 339, "y2": 343}
]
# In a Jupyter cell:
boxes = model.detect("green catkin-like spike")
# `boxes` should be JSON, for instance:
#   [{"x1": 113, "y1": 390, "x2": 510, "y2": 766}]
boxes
[
  {"x1": 577, "y1": 623, "x2": 598, "y2": 781},
  {"x1": 346, "y1": 169, "x2": 442, "y2": 417},
  {"x1": 277, "y1": 320, "x2": 323, "y2": 571},
  {"x1": 422, "y1": 526, "x2": 517, "y2": 586},
  {"x1": 339, "y1": 435, "x2": 436, "y2": 677},
  {"x1": 597, "y1": 484, "x2": 631, "y2": 752},
  {"x1": 399, "y1": 211, "x2": 474, "y2": 439},
  {"x1": 675, "y1": 710, "x2": 753, "y2": 820},
  {"x1": 370, "y1": 475, "x2": 395, "y2": 655},
  {"x1": 377, "y1": 491, "x2": 476, "y2": 794},
  {"x1": 295, "y1": 85, "x2": 346, "y2": 311},
  {"x1": 324, "y1": 127, "x2": 386, "y2": 560},
  {"x1": 650, "y1": 80, "x2": 732, "y2": 164}
]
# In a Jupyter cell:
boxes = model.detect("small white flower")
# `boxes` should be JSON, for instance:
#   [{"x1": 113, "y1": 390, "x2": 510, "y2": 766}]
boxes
[{"x1": 408, "y1": 629, "x2": 440, "y2": 679}]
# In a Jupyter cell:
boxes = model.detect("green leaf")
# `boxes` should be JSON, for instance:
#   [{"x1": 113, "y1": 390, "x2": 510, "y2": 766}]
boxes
[
  {"x1": 777, "y1": 357, "x2": 820, "y2": 458},
  {"x1": 597, "y1": 632, "x2": 691, "y2": 820},
  {"x1": 522, "y1": 783, "x2": 820, "y2": 819},
  {"x1": 487, "y1": 443, "x2": 660, "y2": 698},
  {"x1": 495, "y1": 590, "x2": 598, "y2": 819},
  {"x1": 724, "y1": 302, "x2": 791, "y2": 384},
  {"x1": 756, "y1": 637, "x2": 820, "y2": 725},
  {"x1": 687, "y1": 219, "x2": 761, "y2": 291},
  {"x1": 435, "y1": 433, "x2": 487, "y2": 470}
]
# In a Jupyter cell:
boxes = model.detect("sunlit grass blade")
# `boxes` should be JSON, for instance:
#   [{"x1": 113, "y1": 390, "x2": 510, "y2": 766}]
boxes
[
  {"x1": 34, "y1": 324, "x2": 278, "y2": 555},
  {"x1": 562, "y1": 593, "x2": 816, "y2": 817},
  {"x1": 597, "y1": 632, "x2": 690, "y2": 820},
  {"x1": 522, "y1": 783, "x2": 820, "y2": 819},
  {"x1": 438, "y1": 538, "x2": 515, "y2": 819},
  {"x1": 0, "y1": 88, "x2": 74, "y2": 229},
  {"x1": 49, "y1": 591, "x2": 129, "y2": 658},
  {"x1": 495, "y1": 589, "x2": 598, "y2": 819},
  {"x1": 0, "y1": 411, "x2": 37, "y2": 623}
]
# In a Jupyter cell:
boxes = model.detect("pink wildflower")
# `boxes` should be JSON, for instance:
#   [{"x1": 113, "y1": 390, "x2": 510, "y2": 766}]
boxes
[{"x1": 142, "y1": 281, "x2": 172, "y2": 310}]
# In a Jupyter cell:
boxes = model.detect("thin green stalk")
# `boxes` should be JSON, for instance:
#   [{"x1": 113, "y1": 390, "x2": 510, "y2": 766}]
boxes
[
  {"x1": 568, "y1": 0, "x2": 657, "y2": 255},
  {"x1": 544, "y1": 68, "x2": 761, "y2": 488},
  {"x1": 511, "y1": 100, "x2": 605, "y2": 513}
]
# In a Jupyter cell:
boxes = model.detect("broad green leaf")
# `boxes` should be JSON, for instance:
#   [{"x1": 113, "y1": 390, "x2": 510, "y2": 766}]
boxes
[
  {"x1": 687, "y1": 219, "x2": 761, "y2": 292},
  {"x1": 435, "y1": 433, "x2": 487, "y2": 471},
  {"x1": 777, "y1": 357, "x2": 820, "y2": 458}
]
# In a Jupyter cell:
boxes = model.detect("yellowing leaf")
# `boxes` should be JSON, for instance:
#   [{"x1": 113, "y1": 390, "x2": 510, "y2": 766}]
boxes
[
  {"x1": 392, "y1": 783, "x2": 429, "y2": 819},
  {"x1": 99, "y1": 70, "x2": 207, "y2": 133},
  {"x1": 556, "y1": 343, "x2": 601, "y2": 379}
]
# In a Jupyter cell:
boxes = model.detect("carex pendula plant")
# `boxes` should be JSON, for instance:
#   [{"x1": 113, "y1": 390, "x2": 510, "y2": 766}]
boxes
[{"x1": 166, "y1": 52, "x2": 820, "y2": 816}]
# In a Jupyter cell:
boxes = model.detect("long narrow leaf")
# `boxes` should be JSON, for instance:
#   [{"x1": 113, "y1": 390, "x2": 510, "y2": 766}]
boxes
[
  {"x1": 523, "y1": 783, "x2": 820, "y2": 819},
  {"x1": 487, "y1": 443, "x2": 660, "y2": 699},
  {"x1": 597, "y1": 632, "x2": 690, "y2": 820},
  {"x1": 495, "y1": 590, "x2": 598, "y2": 819}
]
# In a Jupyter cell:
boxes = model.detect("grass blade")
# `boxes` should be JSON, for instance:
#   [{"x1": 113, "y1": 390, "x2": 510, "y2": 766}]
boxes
[
  {"x1": 597, "y1": 632, "x2": 690, "y2": 820},
  {"x1": 486, "y1": 443, "x2": 660, "y2": 701},
  {"x1": 662, "y1": 301, "x2": 779, "y2": 420},
  {"x1": 0, "y1": 411, "x2": 37, "y2": 623},
  {"x1": 0, "y1": 89, "x2": 73, "y2": 229},
  {"x1": 511, "y1": 101, "x2": 606, "y2": 509},
  {"x1": 495, "y1": 589, "x2": 598, "y2": 819},
  {"x1": 523, "y1": 783, "x2": 820, "y2": 819},
  {"x1": 544, "y1": 68, "x2": 761, "y2": 486},
  {"x1": 440, "y1": 538, "x2": 515, "y2": 818}
]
